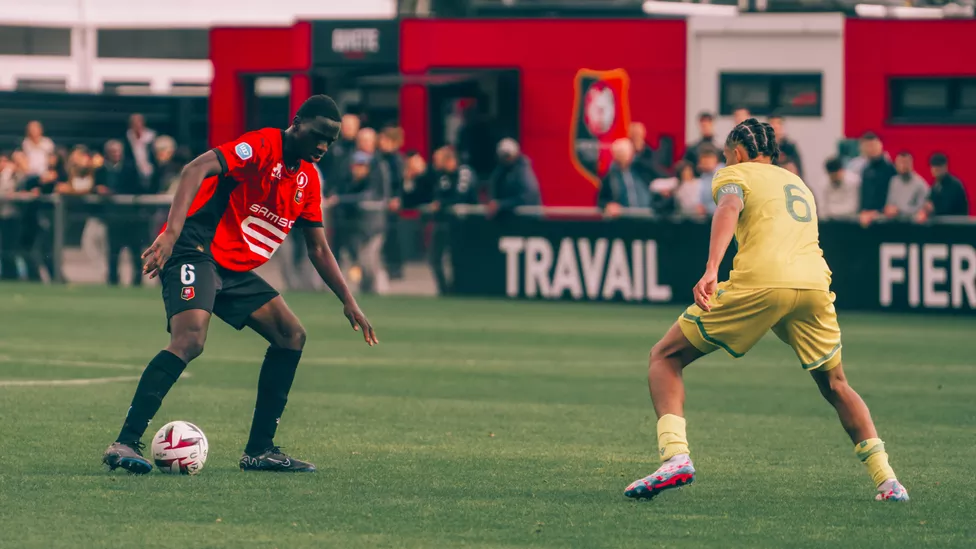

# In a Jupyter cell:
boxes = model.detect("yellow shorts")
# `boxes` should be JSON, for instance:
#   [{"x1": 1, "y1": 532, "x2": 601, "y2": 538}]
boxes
[{"x1": 678, "y1": 282, "x2": 842, "y2": 371}]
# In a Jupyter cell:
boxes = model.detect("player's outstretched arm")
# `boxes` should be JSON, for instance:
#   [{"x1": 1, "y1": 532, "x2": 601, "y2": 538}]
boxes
[
  {"x1": 694, "y1": 193, "x2": 743, "y2": 311},
  {"x1": 143, "y1": 151, "x2": 223, "y2": 278},
  {"x1": 303, "y1": 225, "x2": 379, "y2": 346}
]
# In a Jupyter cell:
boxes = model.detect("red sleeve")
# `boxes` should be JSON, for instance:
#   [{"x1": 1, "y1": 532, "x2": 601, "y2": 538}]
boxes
[
  {"x1": 213, "y1": 131, "x2": 271, "y2": 179},
  {"x1": 299, "y1": 166, "x2": 324, "y2": 225}
]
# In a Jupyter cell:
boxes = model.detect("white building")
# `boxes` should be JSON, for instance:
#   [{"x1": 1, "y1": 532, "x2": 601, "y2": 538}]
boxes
[{"x1": 0, "y1": 0, "x2": 395, "y2": 93}]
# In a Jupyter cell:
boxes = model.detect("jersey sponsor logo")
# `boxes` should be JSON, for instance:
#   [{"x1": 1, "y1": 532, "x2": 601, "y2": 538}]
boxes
[
  {"x1": 295, "y1": 189, "x2": 304, "y2": 204},
  {"x1": 570, "y1": 69, "x2": 632, "y2": 187},
  {"x1": 181, "y1": 286, "x2": 195, "y2": 301},
  {"x1": 248, "y1": 203, "x2": 295, "y2": 230},
  {"x1": 296, "y1": 172, "x2": 308, "y2": 189},
  {"x1": 235, "y1": 142, "x2": 253, "y2": 160}
]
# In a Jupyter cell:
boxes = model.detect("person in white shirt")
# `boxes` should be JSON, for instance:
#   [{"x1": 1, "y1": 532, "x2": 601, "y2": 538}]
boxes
[
  {"x1": 21, "y1": 120, "x2": 54, "y2": 176},
  {"x1": 821, "y1": 157, "x2": 861, "y2": 220}
]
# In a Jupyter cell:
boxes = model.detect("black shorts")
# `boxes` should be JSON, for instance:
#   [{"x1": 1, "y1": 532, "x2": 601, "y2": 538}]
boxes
[{"x1": 160, "y1": 252, "x2": 279, "y2": 332}]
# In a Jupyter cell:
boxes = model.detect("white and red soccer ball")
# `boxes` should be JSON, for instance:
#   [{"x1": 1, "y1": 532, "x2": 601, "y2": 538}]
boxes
[{"x1": 151, "y1": 421, "x2": 209, "y2": 475}]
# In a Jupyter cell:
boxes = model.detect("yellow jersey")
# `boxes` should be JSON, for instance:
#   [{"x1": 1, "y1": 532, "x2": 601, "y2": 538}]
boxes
[{"x1": 711, "y1": 162, "x2": 831, "y2": 291}]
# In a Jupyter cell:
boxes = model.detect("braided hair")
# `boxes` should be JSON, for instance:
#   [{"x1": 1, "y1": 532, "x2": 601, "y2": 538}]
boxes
[{"x1": 725, "y1": 118, "x2": 780, "y2": 161}]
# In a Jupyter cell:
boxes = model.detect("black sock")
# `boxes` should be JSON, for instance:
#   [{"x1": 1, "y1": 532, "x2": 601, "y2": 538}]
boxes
[
  {"x1": 116, "y1": 350, "x2": 187, "y2": 443},
  {"x1": 246, "y1": 347, "x2": 302, "y2": 455}
]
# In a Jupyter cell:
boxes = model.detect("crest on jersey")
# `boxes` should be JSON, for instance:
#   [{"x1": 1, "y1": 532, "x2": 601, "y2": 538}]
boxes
[
  {"x1": 296, "y1": 172, "x2": 308, "y2": 189},
  {"x1": 235, "y1": 142, "x2": 253, "y2": 160},
  {"x1": 271, "y1": 163, "x2": 282, "y2": 180},
  {"x1": 570, "y1": 69, "x2": 632, "y2": 187},
  {"x1": 181, "y1": 286, "x2": 195, "y2": 301},
  {"x1": 294, "y1": 189, "x2": 305, "y2": 204}
]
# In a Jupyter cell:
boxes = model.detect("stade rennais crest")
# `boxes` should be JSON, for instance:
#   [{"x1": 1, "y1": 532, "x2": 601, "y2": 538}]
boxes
[{"x1": 570, "y1": 68, "x2": 632, "y2": 186}]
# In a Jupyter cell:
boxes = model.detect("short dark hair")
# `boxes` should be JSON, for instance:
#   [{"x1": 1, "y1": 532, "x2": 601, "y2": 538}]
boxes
[
  {"x1": 768, "y1": 111, "x2": 783, "y2": 121},
  {"x1": 674, "y1": 159, "x2": 696, "y2": 177},
  {"x1": 296, "y1": 95, "x2": 341, "y2": 122},
  {"x1": 930, "y1": 152, "x2": 948, "y2": 167},
  {"x1": 404, "y1": 149, "x2": 420, "y2": 158},
  {"x1": 896, "y1": 151, "x2": 913, "y2": 159},
  {"x1": 860, "y1": 131, "x2": 879, "y2": 141},
  {"x1": 697, "y1": 143, "x2": 720, "y2": 158},
  {"x1": 725, "y1": 118, "x2": 779, "y2": 160},
  {"x1": 733, "y1": 106, "x2": 750, "y2": 113},
  {"x1": 824, "y1": 157, "x2": 844, "y2": 173},
  {"x1": 698, "y1": 111, "x2": 714, "y2": 122}
]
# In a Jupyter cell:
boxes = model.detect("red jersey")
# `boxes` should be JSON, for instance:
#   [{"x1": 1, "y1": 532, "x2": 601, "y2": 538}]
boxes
[{"x1": 172, "y1": 128, "x2": 323, "y2": 271}]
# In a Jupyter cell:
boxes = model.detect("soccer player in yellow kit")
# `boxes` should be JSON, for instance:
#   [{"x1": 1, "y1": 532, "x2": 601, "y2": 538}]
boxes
[{"x1": 624, "y1": 119, "x2": 908, "y2": 502}]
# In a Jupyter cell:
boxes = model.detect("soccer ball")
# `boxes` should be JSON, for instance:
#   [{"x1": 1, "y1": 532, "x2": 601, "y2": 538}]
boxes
[{"x1": 151, "y1": 421, "x2": 209, "y2": 475}]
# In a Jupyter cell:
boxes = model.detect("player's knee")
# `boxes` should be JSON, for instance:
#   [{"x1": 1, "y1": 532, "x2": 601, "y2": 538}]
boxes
[
  {"x1": 170, "y1": 330, "x2": 207, "y2": 362},
  {"x1": 276, "y1": 322, "x2": 306, "y2": 351}
]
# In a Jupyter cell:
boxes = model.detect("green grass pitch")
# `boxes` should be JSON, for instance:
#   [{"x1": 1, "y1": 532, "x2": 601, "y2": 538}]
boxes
[{"x1": 1, "y1": 283, "x2": 974, "y2": 548}]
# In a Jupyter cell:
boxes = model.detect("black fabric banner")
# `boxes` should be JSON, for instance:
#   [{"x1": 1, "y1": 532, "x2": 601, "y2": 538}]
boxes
[{"x1": 449, "y1": 216, "x2": 976, "y2": 314}]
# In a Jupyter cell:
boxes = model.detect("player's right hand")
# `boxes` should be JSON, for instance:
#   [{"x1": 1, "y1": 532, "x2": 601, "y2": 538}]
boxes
[
  {"x1": 693, "y1": 269, "x2": 718, "y2": 312},
  {"x1": 142, "y1": 231, "x2": 176, "y2": 279}
]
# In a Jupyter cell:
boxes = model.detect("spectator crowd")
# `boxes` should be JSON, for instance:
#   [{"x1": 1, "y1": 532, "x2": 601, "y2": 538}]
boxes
[
  {"x1": 597, "y1": 108, "x2": 970, "y2": 226},
  {"x1": 1, "y1": 104, "x2": 969, "y2": 294}
]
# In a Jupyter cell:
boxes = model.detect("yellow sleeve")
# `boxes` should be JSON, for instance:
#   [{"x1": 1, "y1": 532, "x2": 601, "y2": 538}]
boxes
[{"x1": 711, "y1": 166, "x2": 747, "y2": 205}]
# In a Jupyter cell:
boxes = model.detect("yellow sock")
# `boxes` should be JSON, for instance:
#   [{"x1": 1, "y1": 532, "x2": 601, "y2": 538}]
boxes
[
  {"x1": 855, "y1": 438, "x2": 896, "y2": 488},
  {"x1": 657, "y1": 414, "x2": 689, "y2": 462}
]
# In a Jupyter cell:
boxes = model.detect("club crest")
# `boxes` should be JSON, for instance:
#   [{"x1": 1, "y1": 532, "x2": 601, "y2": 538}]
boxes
[
  {"x1": 570, "y1": 69, "x2": 632, "y2": 187},
  {"x1": 181, "y1": 286, "x2": 195, "y2": 301},
  {"x1": 295, "y1": 189, "x2": 305, "y2": 204}
]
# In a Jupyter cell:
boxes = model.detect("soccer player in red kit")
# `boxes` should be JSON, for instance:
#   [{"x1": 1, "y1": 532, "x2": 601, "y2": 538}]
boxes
[{"x1": 103, "y1": 95, "x2": 377, "y2": 474}]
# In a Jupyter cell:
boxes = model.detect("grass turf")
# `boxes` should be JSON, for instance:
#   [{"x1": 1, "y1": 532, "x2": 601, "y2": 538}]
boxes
[{"x1": 0, "y1": 282, "x2": 974, "y2": 548}]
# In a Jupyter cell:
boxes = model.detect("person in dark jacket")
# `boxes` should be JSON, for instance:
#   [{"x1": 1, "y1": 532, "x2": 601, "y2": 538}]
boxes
[
  {"x1": 377, "y1": 127, "x2": 406, "y2": 279},
  {"x1": 917, "y1": 152, "x2": 969, "y2": 221},
  {"x1": 769, "y1": 113, "x2": 804, "y2": 178},
  {"x1": 598, "y1": 138, "x2": 653, "y2": 218},
  {"x1": 95, "y1": 139, "x2": 151, "y2": 286},
  {"x1": 336, "y1": 150, "x2": 390, "y2": 294},
  {"x1": 428, "y1": 146, "x2": 478, "y2": 295},
  {"x1": 857, "y1": 132, "x2": 897, "y2": 227},
  {"x1": 486, "y1": 138, "x2": 540, "y2": 218},
  {"x1": 683, "y1": 111, "x2": 724, "y2": 166}
]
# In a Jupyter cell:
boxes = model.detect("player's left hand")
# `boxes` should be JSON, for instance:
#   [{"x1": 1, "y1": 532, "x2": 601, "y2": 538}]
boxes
[
  {"x1": 344, "y1": 303, "x2": 378, "y2": 346},
  {"x1": 693, "y1": 269, "x2": 718, "y2": 312}
]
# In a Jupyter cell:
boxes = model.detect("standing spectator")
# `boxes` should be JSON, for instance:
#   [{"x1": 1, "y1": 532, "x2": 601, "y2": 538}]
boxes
[
  {"x1": 857, "y1": 132, "x2": 896, "y2": 227},
  {"x1": 769, "y1": 113, "x2": 803, "y2": 177},
  {"x1": 95, "y1": 139, "x2": 146, "y2": 287},
  {"x1": 918, "y1": 153, "x2": 969, "y2": 221},
  {"x1": 152, "y1": 135, "x2": 183, "y2": 194},
  {"x1": 57, "y1": 146, "x2": 95, "y2": 195},
  {"x1": 429, "y1": 147, "x2": 478, "y2": 295},
  {"x1": 0, "y1": 152, "x2": 28, "y2": 279},
  {"x1": 22, "y1": 121, "x2": 54, "y2": 177},
  {"x1": 821, "y1": 157, "x2": 861, "y2": 220},
  {"x1": 683, "y1": 112, "x2": 723, "y2": 166},
  {"x1": 672, "y1": 160, "x2": 703, "y2": 218},
  {"x1": 123, "y1": 113, "x2": 157, "y2": 188},
  {"x1": 884, "y1": 152, "x2": 929, "y2": 220},
  {"x1": 336, "y1": 151, "x2": 389, "y2": 295},
  {"x1": 598, "y1": 138, "x2": 652, "y2": 218},
  {"x1": 629, "y1": 122, "x2": 667, "y2": 182},
  {"x1": 695, "y1": 144, "x2": 725, "y2": 217},
  {"x1": 400, "y1": 150, "x2": 431, "y2": 209},
  {"x1": 487, "y1": 138, "x2": 540, "y2": 218},
  {"x1": 733, "y1": 107, "x2": 751, "y2": 125},
  {"x1": 321, "y1": 114, "x2": 360, "y2": 199},
  {"x1": 377, "y1": 127, "x2": 406, "y2": 280}
]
